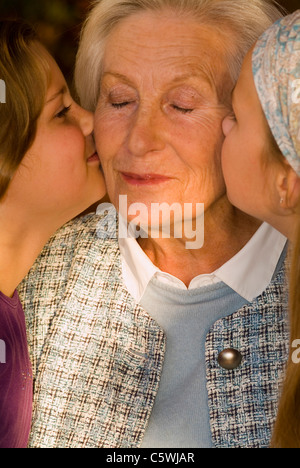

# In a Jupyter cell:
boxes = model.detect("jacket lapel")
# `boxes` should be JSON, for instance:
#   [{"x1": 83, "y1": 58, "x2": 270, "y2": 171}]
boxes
[
  {"x1": 205, "y1": 263, "x2": 289, "y2": 448},
  {"x1": 28, "y1": 229, "x2": 165, "y2": 448}
]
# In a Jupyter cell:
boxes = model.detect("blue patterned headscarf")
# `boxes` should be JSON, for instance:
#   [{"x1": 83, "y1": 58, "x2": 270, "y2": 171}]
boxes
[{"x1": 252, "y1": 11, "x2": 300, "y2": 176}]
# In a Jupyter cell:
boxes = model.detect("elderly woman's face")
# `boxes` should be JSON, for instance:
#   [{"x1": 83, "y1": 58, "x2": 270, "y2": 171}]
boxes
[{"x1": 94, "y1": 11, "x2": 230, "y2": 223}]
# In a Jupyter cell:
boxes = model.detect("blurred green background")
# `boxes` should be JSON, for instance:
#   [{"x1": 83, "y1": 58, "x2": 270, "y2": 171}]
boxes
[{"x1": 0, "y1": 0, "x2": 299, "y2": 92}]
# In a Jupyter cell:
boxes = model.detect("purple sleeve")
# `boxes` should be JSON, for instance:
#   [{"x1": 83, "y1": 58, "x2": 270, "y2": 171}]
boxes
[{"x1": 0, "y1": 290, "x2": 33, "y2": 448}]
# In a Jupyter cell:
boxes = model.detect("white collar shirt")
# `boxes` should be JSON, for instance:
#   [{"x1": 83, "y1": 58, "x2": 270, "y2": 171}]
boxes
[{"x1": 118, "y1": 218, "x2": 287, "y2": 303}]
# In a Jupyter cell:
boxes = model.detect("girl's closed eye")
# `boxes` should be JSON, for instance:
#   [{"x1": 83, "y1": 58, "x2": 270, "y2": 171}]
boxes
[{"x1": 55, "y1": 105, "x2": 72, "y2": 119}]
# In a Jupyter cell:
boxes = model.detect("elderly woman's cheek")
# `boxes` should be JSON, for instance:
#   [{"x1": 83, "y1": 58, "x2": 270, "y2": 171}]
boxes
[
  {"x1": 192, "y1": 111, "x2": 226, "y2": 162},
  {"x1": 94, "y1": 106, "x2": 124, "y2": 158},
  {"x1": 183, "y1": 107, "x2": 228, "y2": 149},
  {"x1": 187, "y1": 109, "x2": 222, "y2": 131},
  {"x1": 94, "y1": 104, "x2": 122, "y2": 134}
]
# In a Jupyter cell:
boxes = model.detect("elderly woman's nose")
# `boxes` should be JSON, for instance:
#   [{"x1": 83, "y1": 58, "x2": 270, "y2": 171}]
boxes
[
  {"x1": 222, "y1": 114, "x2": 236, "y2": 137},
  {"x1": 127, "y1": 110, "x2": 165, "y2": 157}
]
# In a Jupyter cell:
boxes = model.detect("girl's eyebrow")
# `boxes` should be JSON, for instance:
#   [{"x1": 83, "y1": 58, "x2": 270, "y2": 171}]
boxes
[{"x1": 46, "y1": 85, "x2": 68, "y2": 104}]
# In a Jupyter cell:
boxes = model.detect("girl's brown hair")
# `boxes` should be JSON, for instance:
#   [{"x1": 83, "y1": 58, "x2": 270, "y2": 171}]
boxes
[
  {"x1": 0, "y1": 20, "x2": 49, "y2": 200},
  {"x1": 263, "y1": 112, "x2": 300, "y2": 448},
  {"x1": 272, "y1": 215, "x2": 300, "y2": 448}
]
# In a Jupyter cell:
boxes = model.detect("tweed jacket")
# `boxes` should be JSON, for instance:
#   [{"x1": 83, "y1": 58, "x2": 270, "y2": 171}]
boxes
[{"x1": 18, "y1": 211, "x2": 289, "y2": 448}]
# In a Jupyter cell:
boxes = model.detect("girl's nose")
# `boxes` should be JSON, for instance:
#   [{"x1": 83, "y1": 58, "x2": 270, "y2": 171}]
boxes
[
  {"x1": 77, "y1": 105, "x2": 94, "y2": 137},
  {"x1": 222, "y1": 114, "x2": 236, "y2": 137}
]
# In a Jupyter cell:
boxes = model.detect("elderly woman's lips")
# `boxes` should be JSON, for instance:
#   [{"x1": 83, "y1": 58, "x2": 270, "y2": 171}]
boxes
[{"x1": 121, "y1": 172, "x2": 171, "y2": 185}]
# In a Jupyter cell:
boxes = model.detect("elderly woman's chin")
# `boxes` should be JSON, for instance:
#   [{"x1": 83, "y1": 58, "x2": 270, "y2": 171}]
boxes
[
  {"x1": 112, "y1": 179, "x2": 212, "y2": 228},
  {"x1": 99, "y1": 160, "x2": 226, "y2": 231}
]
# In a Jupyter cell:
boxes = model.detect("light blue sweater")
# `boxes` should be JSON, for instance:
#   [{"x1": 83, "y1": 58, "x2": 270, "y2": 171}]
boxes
[{"x1": 140, "y1": 279, "x2": 249, "y2": 448}]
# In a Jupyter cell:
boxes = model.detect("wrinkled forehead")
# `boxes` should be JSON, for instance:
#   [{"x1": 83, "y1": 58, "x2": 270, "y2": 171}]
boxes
[{"x1": 101, "y1": 10, "x2": 230, "y2": 96}]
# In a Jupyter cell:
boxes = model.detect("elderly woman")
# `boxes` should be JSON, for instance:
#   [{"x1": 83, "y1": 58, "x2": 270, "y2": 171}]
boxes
[{"x1": 19, "y1": 0, "x2": 288, "y2": 448}]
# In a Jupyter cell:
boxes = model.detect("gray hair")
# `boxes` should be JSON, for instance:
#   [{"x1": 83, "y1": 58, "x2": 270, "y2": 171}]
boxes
[{"x1": 75, "y1": 0, "x2": 284, "y2": 111}]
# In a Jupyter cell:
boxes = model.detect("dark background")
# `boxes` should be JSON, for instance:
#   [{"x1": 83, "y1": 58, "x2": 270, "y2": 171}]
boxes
[
  {"x1": 1, "y1": 0, "x2": 92, "y2": 89},
  {"x1": 0, "y1": 0, "x2": 299, "y2": 92}
]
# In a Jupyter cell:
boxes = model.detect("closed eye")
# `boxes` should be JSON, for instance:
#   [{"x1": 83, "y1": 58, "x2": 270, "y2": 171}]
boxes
[
  {"x1": 111, "y1": 101, "x2": 133, "y2": 109},
  {"x1": 56, "y1": 105, "x2": 71, "y2": 118},
  {"x1": 172, "y1": 104, "x2": 194, "y2": 114}
]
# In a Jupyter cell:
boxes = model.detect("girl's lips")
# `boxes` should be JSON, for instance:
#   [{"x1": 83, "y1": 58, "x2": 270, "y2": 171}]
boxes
[
  {"x1": 121, "y1": 172, "x2": 171, "y2": 186},
  {"x1": 87, "y1": 152, "x2": 100, "y2": 163}
]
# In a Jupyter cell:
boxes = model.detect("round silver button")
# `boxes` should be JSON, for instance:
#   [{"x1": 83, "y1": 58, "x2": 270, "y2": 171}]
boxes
[{"x1": 218, "y1": 348, "x2": 242, "y2": 370}]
